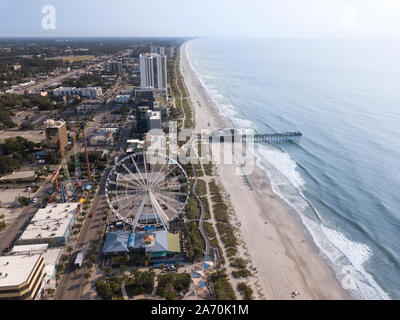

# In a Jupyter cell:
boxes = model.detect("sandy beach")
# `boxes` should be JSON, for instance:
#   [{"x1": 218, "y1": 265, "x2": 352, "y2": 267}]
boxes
[{"x1": 180, "y1": 42, "x2": 348, "y2": 300}]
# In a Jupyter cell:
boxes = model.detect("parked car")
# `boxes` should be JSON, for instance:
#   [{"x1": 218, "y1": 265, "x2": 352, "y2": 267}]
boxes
[
  {"x1": 32, "y1": 197, "x2": 38, "y2": 203},
  {"x1": 166, "y1": 265, "x2": 177, "y2": 272},
  {"x1": 89, "y1": 212, "x2": 94, "y2": 218}
]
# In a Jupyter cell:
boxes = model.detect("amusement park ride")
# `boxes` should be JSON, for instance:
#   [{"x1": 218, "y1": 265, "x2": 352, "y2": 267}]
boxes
[
  {"x1": 49, "y1": 123, "x2": 190, "y2": 235},
  {"x1": 105, "y1": 152, "x2": 190, "y2": 232},
  {"x1": 50, "y1": 123, "x2": 91, "y2": 203}
]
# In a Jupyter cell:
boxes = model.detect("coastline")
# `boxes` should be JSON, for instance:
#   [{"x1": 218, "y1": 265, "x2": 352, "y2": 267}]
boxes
[{"x1": 179, "y1": 41, "x2": 349, "y2": 300}]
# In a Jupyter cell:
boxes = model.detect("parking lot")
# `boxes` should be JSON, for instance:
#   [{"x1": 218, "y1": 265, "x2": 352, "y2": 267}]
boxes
[
  {"x1": 0, "y1": 188, "x2": 26, "y2": 224},
  {"x1": 0, "y1": 129, "x2": 46, "y2": 144}
]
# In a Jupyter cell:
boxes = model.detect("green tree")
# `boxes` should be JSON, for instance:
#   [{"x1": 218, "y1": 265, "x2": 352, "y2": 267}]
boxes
[
  {"x1": 18, "y1": 197, "x2": 30, "y2": 206},
  {"x1": 56, "y1": 263, "x2": 65, "y2": 273},
  {"x1": 45, "y1": 151, "x2": 59, "y2": 165},
  {"x1": 89, "y1": 253, "x2": 96, "y2": 263},
  {"x1": 120, "y1": 264, "x2": 127, "y2": 275},
  {"x1": 105, "y1": 267, "x2": 112, "y2": 277}
]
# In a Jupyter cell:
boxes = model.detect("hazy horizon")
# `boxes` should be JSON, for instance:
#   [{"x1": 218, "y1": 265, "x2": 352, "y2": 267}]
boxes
[{"x1": 1, "y1": 0, "x2": 400, "y2": 38}]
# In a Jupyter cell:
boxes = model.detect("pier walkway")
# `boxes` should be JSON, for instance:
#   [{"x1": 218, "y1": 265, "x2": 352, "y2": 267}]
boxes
[{"x1": 206, "y1": 130, "x2": 302, "y2": 144}]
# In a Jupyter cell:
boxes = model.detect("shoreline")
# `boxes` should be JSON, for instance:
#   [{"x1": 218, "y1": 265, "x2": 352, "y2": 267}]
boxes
[{"x1": 180, "y1": 41, "x2": 349, "y2": 300}]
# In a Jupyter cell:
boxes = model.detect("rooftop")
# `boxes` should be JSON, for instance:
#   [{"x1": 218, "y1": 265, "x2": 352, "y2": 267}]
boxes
[
  {"x1": 43, "y1": 248, "x2": 62, "y2": 267},
  {"x1": 11, "y1": 244, "x2": 49, "y2": 254},
  {"x1": 0, "y1": 254, "x2": 42, "y2": 288},
  {"x1": 102, "y1": 230, "x2": 180, "y2": 255},
  {"x1": 0, "y1": 170, "x2": 36, "y2": 181},
  {"x1": 102, "y1": 230, "x2": 130, "y2": 254},
  {"x1": 148, "y1": 111, "x2": 161, "y2": 120},
  {"x1": 19, "y1": 202, "x2": 79, "y2": 241},
  {"x1": 45, "y1": 119, "x2": 66, "y2": 129}
]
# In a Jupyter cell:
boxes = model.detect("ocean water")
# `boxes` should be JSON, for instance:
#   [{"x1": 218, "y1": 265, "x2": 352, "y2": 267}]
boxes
[{"x1": 185, "y1": 37, "x2": 400, "y2": 300}]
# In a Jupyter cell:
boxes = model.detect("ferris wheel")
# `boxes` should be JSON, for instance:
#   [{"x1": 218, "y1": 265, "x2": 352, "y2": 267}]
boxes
[{"x1": 105, "y1": 152, "x2": 189, "y2": 231}]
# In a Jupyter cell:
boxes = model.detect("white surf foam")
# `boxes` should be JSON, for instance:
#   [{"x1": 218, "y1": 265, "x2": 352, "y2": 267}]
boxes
[
  {"x1": 255, "y1": 152, "x2": 388, "y2": 300},
  {"x1": 257, "y1": 144, "x2": 305, "y2": 189},
  {"x1": 184, "y1": 40, "x2": 388, "y2": 299}
]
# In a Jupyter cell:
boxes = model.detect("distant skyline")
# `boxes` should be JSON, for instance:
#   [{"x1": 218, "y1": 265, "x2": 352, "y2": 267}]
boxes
[{"x1": 1, "y1": 0, "x2": 400, "y2": 38}]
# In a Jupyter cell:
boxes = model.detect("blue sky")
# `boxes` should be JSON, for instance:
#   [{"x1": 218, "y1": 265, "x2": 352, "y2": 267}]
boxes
[{"x1": 1, "y1": 0, "x2": 400, "y2": 38}]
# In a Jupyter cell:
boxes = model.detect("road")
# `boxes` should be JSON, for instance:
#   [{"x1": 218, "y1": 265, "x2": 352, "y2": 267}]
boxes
[
  {"x1": 12, "y1": 60, "x2": 107, "y2": 95},
  {"x1": 53, "y1": 165, "x2": 112, "y2": 300},
  {"x1": 54, "y1": 124, "x2": 130, "y2": 299},
  {"x1": 10, "y1": 48, "x2": 133, "y2": 96},
  {"x1": 0, "y1": 181, "x2": 52, "y2": 252}
]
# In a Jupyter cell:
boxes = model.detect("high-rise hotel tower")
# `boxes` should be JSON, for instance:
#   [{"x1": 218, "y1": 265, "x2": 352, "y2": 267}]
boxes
[{"x1": 139, "y1": 53, "x2": 167, "y2": 91}]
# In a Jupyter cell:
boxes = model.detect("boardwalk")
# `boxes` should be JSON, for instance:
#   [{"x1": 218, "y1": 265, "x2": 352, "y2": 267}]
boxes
[{"x1": 191, "y1": 162, "x2": 210, "y2": 258}]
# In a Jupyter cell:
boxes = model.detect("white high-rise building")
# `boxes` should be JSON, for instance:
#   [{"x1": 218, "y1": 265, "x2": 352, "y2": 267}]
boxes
[
  {"x1": 139, "y1": 53, "x2": 167, "y2": 90},
  {"x1": 165, "y1": 46, "x2": 175, "y2": 59},
  {"x1": 150, "y1": 46, "x2": 165, "y2": 56},
  {"x1": 151, "y1": 46, "x2": 174, "y2": 58}
]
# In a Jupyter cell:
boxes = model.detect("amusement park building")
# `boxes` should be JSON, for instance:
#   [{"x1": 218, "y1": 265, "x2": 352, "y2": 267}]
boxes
[{"x1": 102, "y1": 230, "x2": 180, "y2": 259}]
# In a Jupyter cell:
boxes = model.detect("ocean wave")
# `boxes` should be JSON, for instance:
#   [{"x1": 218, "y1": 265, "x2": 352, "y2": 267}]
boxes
[
  {"x1": 184, "y1": 40, "x2": 388, "y2": 299},
  {"x1": 255, "y1": 151, "x2": 388, "y2": 300},
  {"x1": 257, "y1": 144, "x2": 306, "y2": 189}
]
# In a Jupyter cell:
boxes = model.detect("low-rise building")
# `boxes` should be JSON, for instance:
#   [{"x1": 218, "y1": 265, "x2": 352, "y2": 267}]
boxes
[
  {"x1": 147, "y1": 110, "x2": 162, "y2": 131},
  {"x1": 115, "y1": 94, "x2": 131, "y2": 104},
  {"x1": 76, "y1": 104, "x2": 100, "y2": 113},
  {"x1": 53, "y1": 86, "x2": 102, "y2": 99},
  {"x1": 126, "y1": 139, "x2": 144, "y2": 154},
  {"x1": 0, "y1": 253, "x2": 45, "y2": 300},
  {"x1": 153, "y1": 101, "x2": 161, "y2": 111},
  {"x1": 102, "y1": 230, "x2": 181, "y2": 261},
  {"x1": 59, "y1": 67, "x2": 70, "y2": 73},
  {"x1": 42, "y1": 248, "x2": 62, "y2": 289},
  {"x1": 90, "y1": 131, "x2": 114, "y2": 146},
  {"x1": 17, "y1": 202, "x2": 81, "y2": 247},
  {"x1": 0, "y1": 170, "x2": 36, "y2": 183},
  {"x1": 12, "y1": 80, "x2": 36, "y2": 91},
  {"x1": 26, "y1": 90, "x2": 48, "y2": 97},
  {"x1": 98, "y1": 127, "x2": 119, "y2": 134},
  {"x1": 10, "y1": 244, "x2": 62, "y2": 290},
  {"x1": 32, "y1": 150, "x2": 46, "y2": 164}
]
